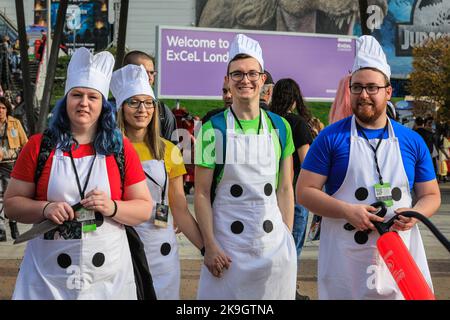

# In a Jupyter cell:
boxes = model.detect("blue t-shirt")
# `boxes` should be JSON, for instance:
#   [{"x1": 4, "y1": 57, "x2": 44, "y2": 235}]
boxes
[{"x1": 302, "y1": 116, "x2": 435, "y2": 195}]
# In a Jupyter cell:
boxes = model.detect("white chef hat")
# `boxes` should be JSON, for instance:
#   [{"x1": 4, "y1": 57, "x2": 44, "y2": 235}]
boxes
[
  {"x1": 228, "y1": 33, "x2": 264, "y2": 70},
  {"x1": 65, "y1": 47, "x2": 115, "y2": 98},
  {"x1": 110, "y1": 64, "x2": 155, "y2": 109},
  {"x1": 351, "y1": 35, "x2": 391, "y2": 79}
]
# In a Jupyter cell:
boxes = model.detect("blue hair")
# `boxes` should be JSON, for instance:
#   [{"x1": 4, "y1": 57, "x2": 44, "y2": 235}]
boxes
[{"x1": 49, "y1": 95, "x2": 123, "y2": 155}]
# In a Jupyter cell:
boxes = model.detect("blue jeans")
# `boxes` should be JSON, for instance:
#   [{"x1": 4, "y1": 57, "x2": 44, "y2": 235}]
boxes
[{"x1": 292, "y1": 204, "x2": 309, "y2": 258}]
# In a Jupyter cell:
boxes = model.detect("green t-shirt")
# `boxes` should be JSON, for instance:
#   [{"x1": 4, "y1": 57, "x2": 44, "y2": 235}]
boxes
[{"x1": 195, "y1": 109, "x2": 294, "y2": 184}]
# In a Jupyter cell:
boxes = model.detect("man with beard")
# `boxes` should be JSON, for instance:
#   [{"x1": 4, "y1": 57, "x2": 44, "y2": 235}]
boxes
[{"x1": 296, "y1": 35, "x2": 440, "y2": 300}]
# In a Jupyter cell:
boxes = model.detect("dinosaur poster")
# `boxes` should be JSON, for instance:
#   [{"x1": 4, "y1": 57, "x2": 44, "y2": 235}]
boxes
[{"x1": 196, "y1": 0, "x2": 449, "y2": 78}]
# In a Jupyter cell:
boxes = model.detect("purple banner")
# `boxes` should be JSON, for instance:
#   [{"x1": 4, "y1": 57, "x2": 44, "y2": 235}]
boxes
[{"x1": 157, "y1": 26, "x2": 356, "y2": 101}]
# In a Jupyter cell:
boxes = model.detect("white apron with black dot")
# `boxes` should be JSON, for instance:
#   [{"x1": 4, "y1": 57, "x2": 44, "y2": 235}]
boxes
[
  {"x1": 134, "y1": 159, "x2": 180, "y2": 300},
  {"x1": 13, "y1": 149, "x2": 136, "y2": 299},
  {"x1": 197, "y1": 110, "x2": 297, "y2": 300},
  {"x1": 318, "y1": 116, "x2": 432, "y2": 300}
]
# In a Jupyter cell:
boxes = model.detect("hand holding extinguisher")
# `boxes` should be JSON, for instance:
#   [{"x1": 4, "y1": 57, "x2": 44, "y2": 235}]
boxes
[{"x1": 345, "y1": 202, "x2": 450, "y2": 300}]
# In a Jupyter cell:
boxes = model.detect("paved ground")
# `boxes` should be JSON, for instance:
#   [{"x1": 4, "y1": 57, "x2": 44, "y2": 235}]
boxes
[{"x1": 1, "y1": 184, "x2": 449, "y2": 300}]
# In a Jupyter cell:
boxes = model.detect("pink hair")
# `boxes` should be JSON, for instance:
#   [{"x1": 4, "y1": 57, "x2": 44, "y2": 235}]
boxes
[{"x1": 329, "y1": 74, "x2": 353, "y2": 124}]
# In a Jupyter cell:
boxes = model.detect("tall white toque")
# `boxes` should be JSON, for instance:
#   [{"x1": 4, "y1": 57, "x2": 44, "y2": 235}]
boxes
[
  {"x1": 351, "y1": 35, "x2": 391, "y2": 78},
  {"x1": 110, "y1": 64, "x2": 155, "y2": 109},
  {"x1": 64, "y1": 47, "x2": 115, "y2": 98},
  {"x1": 228, "y1": 33, "x2": 264, "y2": 71}
]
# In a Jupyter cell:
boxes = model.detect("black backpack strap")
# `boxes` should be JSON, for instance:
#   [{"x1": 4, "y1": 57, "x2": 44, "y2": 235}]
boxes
[
  {"x1": 113, "y1": 139, "x2": 125, "y2": 198},
  {"x1": 125, "y1": 225, "x2": 157, "y2": 300},
  {"x1": 34, "y1": 129, "x2": 55, "y2": 185},
  {"x1": 113, "y1": 137, "x2": 157, "y2": 300}
]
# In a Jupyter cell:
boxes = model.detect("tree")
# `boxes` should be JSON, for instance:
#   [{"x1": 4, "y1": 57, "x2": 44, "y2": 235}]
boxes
[{"x1": 408, "y1": 36, "x2": 450, "y2": 122}]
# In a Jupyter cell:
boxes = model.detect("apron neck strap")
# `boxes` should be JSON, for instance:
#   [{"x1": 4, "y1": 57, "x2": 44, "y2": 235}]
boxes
[
  {"x1": 351, "y1": 115, "x2": 396, "y2": 139},
  {"x1": 226, "y1": 107, "x2": 269, "y2": 134}
]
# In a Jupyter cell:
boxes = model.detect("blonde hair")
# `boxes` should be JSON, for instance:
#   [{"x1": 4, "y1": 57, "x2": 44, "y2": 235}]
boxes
[{"x1": 117, "y1": 100, "x2": 165, "y2": 160}]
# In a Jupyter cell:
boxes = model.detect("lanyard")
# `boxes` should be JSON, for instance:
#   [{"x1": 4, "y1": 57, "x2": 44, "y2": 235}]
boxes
[
  {"x1": 145, "y1": 169, "x2": 168, "y2": 205},
  {"x1": 230, "y1": 107, "x2": 262, "y2": 134},
  {"x1": 69, "y1": 149, "x2": 97, "y2": 199},
  {"x1": 355, "y1": 119, "x2": 388, "y2": 185}
]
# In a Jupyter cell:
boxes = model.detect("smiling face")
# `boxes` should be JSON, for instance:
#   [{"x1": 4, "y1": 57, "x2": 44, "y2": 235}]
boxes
[
  {"x1": 66, "y1": 87, "x2": 103, "y2": 133},
  {"x1": 122, "y1": 94, "x2": 156, "y2": 131},
  {"x1": 227, "y1": 57, "x2": 266, "y2": 105},
  {"x1": 350, "y1": 69, "x2": 392, "y2": 127}
]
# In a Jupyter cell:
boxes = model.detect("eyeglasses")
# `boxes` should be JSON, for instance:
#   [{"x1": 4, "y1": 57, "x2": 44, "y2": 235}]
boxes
[
  {"x1": 349, "y1": 84, "x2": 390, "y2": 95},
  {"x1": 229, "y1": 71, "x2": 264, "y2": 82},
  {"x1": 125, "y1": 98, "x2": 156, "y2": 109},
  {"x1": 147, "y1": 70, "x2": 158, "y2": 76}
]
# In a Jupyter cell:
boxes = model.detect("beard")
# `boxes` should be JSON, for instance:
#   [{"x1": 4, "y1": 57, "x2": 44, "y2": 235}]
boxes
[{"x1": 352, "y1": 99, "x2": 385, "y2": 124}]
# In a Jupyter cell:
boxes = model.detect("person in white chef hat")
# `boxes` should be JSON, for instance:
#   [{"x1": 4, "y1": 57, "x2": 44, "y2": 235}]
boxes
[
  {"x1": 5, "y1": 47, "x2": 153, "y2": 300},
  {"x1": 194, "y1": 33, "x2": 298, "y2": 299},
  {"x1": 111, "y1": 63, "x2": 204, "y2": 299},
  {"x1": 297, "y1": 35, "x2": 440, "y2": 299}
]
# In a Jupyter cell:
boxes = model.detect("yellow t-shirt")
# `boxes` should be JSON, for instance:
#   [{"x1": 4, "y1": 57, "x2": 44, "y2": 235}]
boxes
[{"x1": 132, "y1": 139, "x2": 187, "y2": 179}]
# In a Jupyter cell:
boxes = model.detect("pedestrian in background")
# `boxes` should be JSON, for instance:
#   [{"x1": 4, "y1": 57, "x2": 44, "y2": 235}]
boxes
[
  {"x1": 270, "y1": 77, "x2": 313, "y2": 300},
  {"x1": 0, "y1": 96, "x2": 27, "y2": 242}
]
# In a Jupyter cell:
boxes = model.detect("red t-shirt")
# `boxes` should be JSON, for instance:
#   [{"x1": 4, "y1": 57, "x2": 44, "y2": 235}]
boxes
[{"x1": 11, "y1": 134, "x2": 145, "y2": 201}]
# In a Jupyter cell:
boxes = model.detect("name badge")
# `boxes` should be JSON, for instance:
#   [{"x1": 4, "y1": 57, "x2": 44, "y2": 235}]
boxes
[
  {"x1": 374, "y1": 182, "x2": 393, "y2": 207},
  {"x1": 10, "y1": 128, "x2": 17, "y2": 138},
  {"x1": 154, "y1": 203, "x2": 169, "y2": 228},
  {"x1": 73, "y1": 203, "x2": 97, "y2": 233}
]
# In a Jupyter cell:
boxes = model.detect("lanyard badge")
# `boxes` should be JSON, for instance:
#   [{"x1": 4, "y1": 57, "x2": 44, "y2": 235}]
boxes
[
  {"x1": 72, "y1": 202, "x2": 97, "y2": 232},
  {"x1": 145, "y1": 170, "x2": 169, "y2": 228},
  {"x1": 69, "y1": 149, "x2": 98, "y2": 233},
  {"x1": 374, "y1": 182, "x2": 393, "y2": 207},
  {"x1": 72, "y1": 202, "x2": 96, "y2": 232},
  {"x1": 154, "y1": 203, "x2": 169, "y2": 228},
  {"x1": 356, "y1": 119, "x2": 393, "y2": 207}
]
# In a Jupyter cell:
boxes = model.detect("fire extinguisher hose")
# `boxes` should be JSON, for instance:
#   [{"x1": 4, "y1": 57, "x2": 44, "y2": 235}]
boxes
[{"x1": 397, "y1": 211, "x2": 450, "y2": 253}]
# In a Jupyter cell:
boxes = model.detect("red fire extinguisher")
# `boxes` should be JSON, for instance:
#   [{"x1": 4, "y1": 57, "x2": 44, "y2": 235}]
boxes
[
  {"x1": 345, "y1": 203, "x2": 450, "y2": 300},
  {"x1": 375, "y1": 217, "x2": 435, "y2": 300},
  {"x1": 377, "y1": 232, "x2": 433, "y2": 299}
]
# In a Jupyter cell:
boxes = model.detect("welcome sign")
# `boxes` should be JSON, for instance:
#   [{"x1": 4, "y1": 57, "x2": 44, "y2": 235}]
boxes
[{"x1": 156, "y1": 26, "x2": 356, "y2": 101}]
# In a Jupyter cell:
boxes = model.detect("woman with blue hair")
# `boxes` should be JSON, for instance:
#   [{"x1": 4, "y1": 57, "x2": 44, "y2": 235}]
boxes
[{"x1": 4, "y1": 48, "x2": 153, "y2": 299}]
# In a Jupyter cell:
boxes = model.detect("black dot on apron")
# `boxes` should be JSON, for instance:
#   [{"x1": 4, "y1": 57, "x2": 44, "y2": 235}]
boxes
[
  {"x1": 160, "y1": 243, "x2": 171, "y2": 256},
  {"x1": 355, "y1": 187, "x2": 369, "y2": 201},
  {"x1": 92, "y1": 252, "x2": 105, "y2": 267},
  {"x1": 57, "y1": 253, "x2": 72, "y2": 269},
  {"x1": 391, "y1": 187, "x2": 402, "y2": 201},
  {"x1": 263, "y1": 220, "x2": 273, "y2": 233},
  {"x1": 264, "y1": 183, "x2": 273, "y2": 196},
  {"x1": 354, "y1": 231, "x2": 369, "y2": 245},
  {"x1": 230, "y1": 221, "x2": 244, "y2": 234},
  {"x1": 95, "y1": 212, "x2": 104, "y2": 227},
  {"x1": 230, "y1": 184, "x2": 243, "y2": 197}
]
